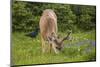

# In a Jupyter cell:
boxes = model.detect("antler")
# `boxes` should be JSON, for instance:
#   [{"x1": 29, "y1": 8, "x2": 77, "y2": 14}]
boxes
[{"x1": 61, "y1": 31, "x2": 72, "y2": 43}]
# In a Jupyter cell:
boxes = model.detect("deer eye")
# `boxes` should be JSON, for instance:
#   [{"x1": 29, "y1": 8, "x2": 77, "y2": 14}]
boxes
[
  {"x1": 53, "y1": 39, "x2": 58, "y2": 43},
  {"x1": 56, "y1": 47, "x2": 61, "y2": 50}
]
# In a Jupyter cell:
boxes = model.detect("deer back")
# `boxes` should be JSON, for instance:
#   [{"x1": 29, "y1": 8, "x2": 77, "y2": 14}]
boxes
[{"x1": 39, "y1": 9, "x2": 57, "y2": 40}]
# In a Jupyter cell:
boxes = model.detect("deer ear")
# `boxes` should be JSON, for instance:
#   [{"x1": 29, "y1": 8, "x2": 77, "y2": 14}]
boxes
[
  {"x1": 48, "y1": 36, "x2": 52, "y2": 41},
  {"x1": 51, "y1": 32, "x2": 55, "y2": 37},
  {"x1": 47, "y1": 35, "x2": 55, "y2": 42},
  {"x1": 50, "y1": 32, "x2": 57, "y2": 41}
]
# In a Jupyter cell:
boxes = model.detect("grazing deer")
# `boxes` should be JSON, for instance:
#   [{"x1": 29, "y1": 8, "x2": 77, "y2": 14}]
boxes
[{"x1": 39, "y1": 9, "x2": 71, "y2": 54}]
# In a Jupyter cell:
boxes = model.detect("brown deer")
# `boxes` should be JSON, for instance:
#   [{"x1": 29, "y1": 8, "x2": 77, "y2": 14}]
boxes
[{"x1": 39, "y1": 9, "x2": 71, "y2": 54}]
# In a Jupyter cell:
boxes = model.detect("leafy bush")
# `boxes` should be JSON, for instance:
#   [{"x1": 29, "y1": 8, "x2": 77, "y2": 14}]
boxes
[{"x1": 12, "y1": 1, "x2": 96, "y2": 32}]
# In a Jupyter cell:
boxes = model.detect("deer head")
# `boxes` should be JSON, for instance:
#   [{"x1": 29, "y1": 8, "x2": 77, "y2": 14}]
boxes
[{"x1": 47, "y1": 31, "x2": 72, "y2": 52}]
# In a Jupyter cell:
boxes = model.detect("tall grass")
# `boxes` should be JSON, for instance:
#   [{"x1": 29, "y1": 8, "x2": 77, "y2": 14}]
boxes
[{"x1": 12, "y1": 31, "x2": 96, "y2": 65}]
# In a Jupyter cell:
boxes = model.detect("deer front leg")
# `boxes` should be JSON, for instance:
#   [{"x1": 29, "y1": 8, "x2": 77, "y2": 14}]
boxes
[
  {"x1": 48, "y1": 44, "x2": 52, "y2": 53},
  {"x1": 52, "y1": 44, "x2": 59, "y2": 54},
  {"x1": 50, "y1": 44, "x2": 52, "y2": 53},
  {"x1": 41, "y1": 36, "x2": 45, "y2": 53}
]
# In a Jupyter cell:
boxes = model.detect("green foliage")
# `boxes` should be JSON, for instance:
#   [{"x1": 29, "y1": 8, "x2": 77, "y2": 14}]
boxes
[
  {"x1": 12, "y1": 1, "x2": 96, "y2": 32},
  {"x1": 71, "y1": 5, "x2": 96, "y2": 31},
  {"x1": 78, "y1": 6, "x2": 96, "y2": 30},
  {"x1": 12, "y1": 1, "x2": 41, "y2": 32}
]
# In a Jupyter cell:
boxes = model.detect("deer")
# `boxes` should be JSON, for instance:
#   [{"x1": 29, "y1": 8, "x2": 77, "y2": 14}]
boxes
[{"x1": 39, "y1": 9, "x2": 71, "y2": 54}]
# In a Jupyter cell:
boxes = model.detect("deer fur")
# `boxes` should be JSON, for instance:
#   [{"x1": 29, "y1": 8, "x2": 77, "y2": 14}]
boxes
[{"x1": 39, "y1": 9, "x2": 71, "y2": 54}]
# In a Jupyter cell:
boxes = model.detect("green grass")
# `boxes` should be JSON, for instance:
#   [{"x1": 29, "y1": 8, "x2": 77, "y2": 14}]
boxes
[{"x1": 12, "y1": 30, "x2": 96, "y2": 65}]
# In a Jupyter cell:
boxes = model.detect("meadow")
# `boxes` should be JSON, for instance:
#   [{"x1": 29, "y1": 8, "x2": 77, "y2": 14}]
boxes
[
  {"x1": 12, "y1": 1, "x2": 96, "y2": 66},
  {"x1": 12, "y1": 30, "x2": 96, "y2": 65}
]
